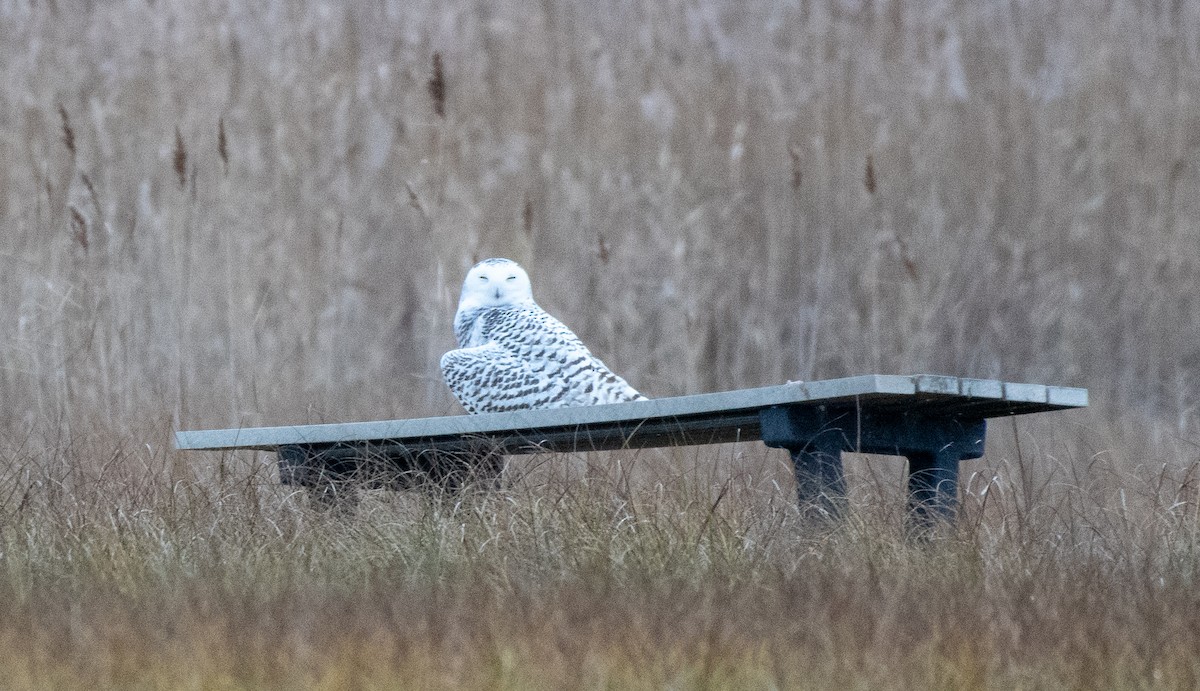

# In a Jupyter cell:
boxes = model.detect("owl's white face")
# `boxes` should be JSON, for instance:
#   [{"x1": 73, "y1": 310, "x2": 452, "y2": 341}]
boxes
[{"x1": 457, "y1": 258, "x2": 535, "y2": 310}]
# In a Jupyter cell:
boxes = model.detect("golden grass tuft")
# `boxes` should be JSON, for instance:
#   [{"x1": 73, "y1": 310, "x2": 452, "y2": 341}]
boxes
[
  {"x1": 172, "y1": 127, "x2": 188, "y2": 189},
  {"x1": 57, "y1": 103, "x2": 75, "y2": 158},
  {"x1": 69, "y1": 206, "x2": 88, "y2": 251},
  {"x1": 217, "y1": 117, "x2": 229, "y2": 175},
  {"x1": 429, "y1": 51, "x2": 447, "y2": 118}
]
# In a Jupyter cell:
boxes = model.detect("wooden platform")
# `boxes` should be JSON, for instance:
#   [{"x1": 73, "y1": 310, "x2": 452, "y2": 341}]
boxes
[
  {"x1": 175, "y1": 374, "x2": 1088, "y2": 520},
  {"x1": 176, "y1": 374, "x2": 1085, "y2": 454}
]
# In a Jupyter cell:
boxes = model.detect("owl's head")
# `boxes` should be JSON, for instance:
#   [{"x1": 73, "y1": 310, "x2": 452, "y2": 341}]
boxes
[{"x1": 457, "y1": 258, "x2": 535, "y2": 310}]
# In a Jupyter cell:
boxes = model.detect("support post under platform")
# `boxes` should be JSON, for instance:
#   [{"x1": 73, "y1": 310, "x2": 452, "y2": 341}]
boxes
[{"x1": 759, "y1": 404, "x2": 986, "y2": 522}]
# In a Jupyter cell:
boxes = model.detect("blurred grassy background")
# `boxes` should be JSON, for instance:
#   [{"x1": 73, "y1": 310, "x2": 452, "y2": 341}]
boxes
[
  {"x1": 1, "y1": 0, "x2": 1199, "y2": 687},
  {"x1": 4, "y1": 0, "x2": 1195, "y2": 432}
]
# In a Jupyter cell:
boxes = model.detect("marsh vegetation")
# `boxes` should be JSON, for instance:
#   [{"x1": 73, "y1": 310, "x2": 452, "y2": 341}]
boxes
[{"x1": 0, "y1": 1, "x2": 1198, "y2": 687}]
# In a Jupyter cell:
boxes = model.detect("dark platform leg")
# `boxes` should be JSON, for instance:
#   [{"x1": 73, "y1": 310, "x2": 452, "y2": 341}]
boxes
[
  {"x1": 906, "y1": 449, "x2": 960, "y2": 522},
  {"x1": 420, "y1": 448, "x2": 506, "y2": 493},
  {"x1": 760, "y1": 406, "x2": 849, "y2": 516},
  {"x1": 277, "y1": 442, "x2": 506, "y2": 511},
  {"x1": 305, "y1": 476, "x2": 361, "y2": 513},
  {"x1": 790, "y1": 444, "x2": 847, "y2": 517},
  {"x1": 761, "y1": 404, "x2": 986, "y2": 524},
  {"x1": 279, "y1": 444, "x2": 361, "y2": 512}
]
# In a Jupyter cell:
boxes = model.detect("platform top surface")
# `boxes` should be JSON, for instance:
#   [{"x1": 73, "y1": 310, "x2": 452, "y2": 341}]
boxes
[{"x1": 175, "y1": 374, "x2": 1088, "y2": 452}]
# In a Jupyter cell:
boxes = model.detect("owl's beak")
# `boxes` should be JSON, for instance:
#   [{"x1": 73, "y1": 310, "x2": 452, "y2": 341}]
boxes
[{"x1": 493, "y1": 288, "x2": 502, "y2": 300}]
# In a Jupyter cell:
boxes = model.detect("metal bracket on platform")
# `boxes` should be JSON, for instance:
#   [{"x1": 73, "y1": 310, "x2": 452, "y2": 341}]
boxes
[{"x1": 759, "y1": 404, "x2": 986, "y2": 520}]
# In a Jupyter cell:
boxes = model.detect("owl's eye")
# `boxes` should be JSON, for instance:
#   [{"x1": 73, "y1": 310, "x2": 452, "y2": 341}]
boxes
[
  {"x1": 506, "y1": 275, "x2": 517, "y2": 281},
  {"x1": 479, "y1": 276, "x2": 489, "y2": 283}
]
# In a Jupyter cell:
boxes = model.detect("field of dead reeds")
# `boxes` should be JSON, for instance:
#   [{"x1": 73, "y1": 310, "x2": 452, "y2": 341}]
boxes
[{"x1": 1, "y1": 0, "x2": 1199, "y2": 687}]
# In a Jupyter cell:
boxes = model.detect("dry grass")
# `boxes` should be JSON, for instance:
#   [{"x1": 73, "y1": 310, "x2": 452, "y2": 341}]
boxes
[{"x1": 1, "y1": 0, "x2": 1199, "y2": 687}]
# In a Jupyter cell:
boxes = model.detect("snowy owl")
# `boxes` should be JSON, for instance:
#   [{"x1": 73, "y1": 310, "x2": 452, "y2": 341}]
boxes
[{"x1": 440, "y1": 258, "x2": 647, "y2": 414}]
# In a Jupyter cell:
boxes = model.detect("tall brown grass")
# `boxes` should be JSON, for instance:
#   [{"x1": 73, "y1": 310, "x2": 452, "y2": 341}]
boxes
[{"x1": 0, "y1": 0, "x2": 1198, "y2": 687}]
